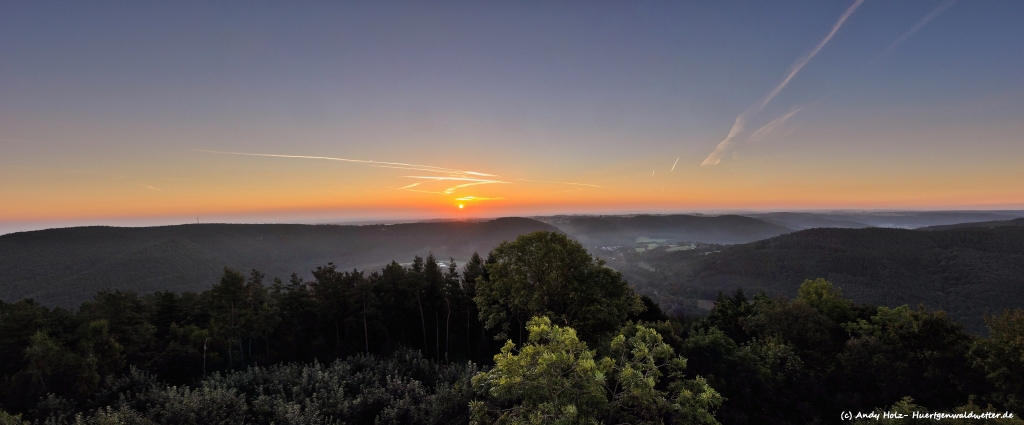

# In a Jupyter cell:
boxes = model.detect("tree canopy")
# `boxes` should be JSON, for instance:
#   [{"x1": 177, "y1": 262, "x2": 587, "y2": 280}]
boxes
[{"x1": 474, "y1": 231, "x2": 642, "y2": 345}]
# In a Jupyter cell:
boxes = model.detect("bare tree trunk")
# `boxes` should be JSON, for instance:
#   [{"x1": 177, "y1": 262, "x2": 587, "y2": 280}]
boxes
[
  {"x1": 466, "y1": 308, "x2": 472, "y2": 360},
  {"x1": 518, "y1": 316, "x2": 523, "y2": 345},
  {"x1": 445, "y1": 301, "x2": 451, "y2": 362},
  {"x1": 363, "y1": 301, "x2": 370, "y2": 354},
  {"x1": 416, "y1": 292, "x2": 428, "y2": 355}
]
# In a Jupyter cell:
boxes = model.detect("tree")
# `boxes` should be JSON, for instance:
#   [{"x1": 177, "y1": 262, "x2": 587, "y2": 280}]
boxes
[
  {"x1": 470, "y1": 316, "x2": 608, "y2": 424},
  {"x1": 208, "y1": 268, "x2": 247, "y2": 367},
  {"x1": 310, "y1": 263, "x2": 352, "y2": 355},
  {"x1": 470, "y1": 317, "x2": 722, "y2": 425},
  {"x1": 463, "y1": 252, "x2": 489, "y2": 363},
  {"x1": 605, "y1": 324, "x2": 722, "y2": 425},
  {"x1": 796, "y1": 278, "x2": 854, "y2": 323},
  {"x1": 474, "y1": 232, "x2": 642, "y2": 345},
  {"x1": 348, "y1": 271, "x2": 378, "y2": 354},
  {"x1": 970, "y1": 309, "x2": 1024, "y2": 412}
]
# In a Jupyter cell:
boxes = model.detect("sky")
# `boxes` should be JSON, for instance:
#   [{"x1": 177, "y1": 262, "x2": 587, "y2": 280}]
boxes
[{"x1": 2, "y1": 1, "x2": 1023, "y2": 234}]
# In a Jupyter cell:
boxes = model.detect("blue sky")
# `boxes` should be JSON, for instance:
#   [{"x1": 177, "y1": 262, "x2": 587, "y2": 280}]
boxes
[{"x1": 2, "y1": 1, "x2": 1022, "y2": 233}]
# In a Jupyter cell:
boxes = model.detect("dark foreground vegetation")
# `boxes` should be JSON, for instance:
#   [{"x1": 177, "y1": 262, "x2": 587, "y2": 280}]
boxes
[{"x1": 1, "y1": 232, "x2": 1022, "y2": 424}]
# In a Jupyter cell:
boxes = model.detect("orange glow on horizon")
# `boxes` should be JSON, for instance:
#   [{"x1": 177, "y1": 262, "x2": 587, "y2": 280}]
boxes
[{"x1": 2, "y1": 145, "x2": 1022, "y2": 226}]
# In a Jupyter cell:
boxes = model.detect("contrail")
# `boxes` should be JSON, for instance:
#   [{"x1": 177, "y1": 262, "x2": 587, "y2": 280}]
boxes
[
  {"x1": 702, "y1": 0, "x2": 864, "y2": 166},
  {"x1": 873, "y1": 0, "x2": 957, "y2": 64},
  {"x1": 670, "y1": 157, "x2": 679, "y2": 172},
  {"x1": 443, "y1": 181, "x2": 508, "y2": 194},
  {"x1": 749, "y1": 106, "x2": 803, "y2": 143},
  {"x1": 199, "y1": 149, "x2": 601, "y2": 202},
  {"x1": 399, "y1": 176, "x2": 509, "y2": 194},
  {"x1": 401, "y1": 176, "x2": 505, "y2": 182},
  {"x1": 194, "y1": 149, "x2": 497, "y2": 177},
  {"x1": 515, "y1": 178, "x2": 601, "y2": 188}
]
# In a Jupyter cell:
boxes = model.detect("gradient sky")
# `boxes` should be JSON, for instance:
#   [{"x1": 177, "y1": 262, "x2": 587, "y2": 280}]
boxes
[{"x1": 2, "y1": 1, "x2": 1023, "y2": 233}]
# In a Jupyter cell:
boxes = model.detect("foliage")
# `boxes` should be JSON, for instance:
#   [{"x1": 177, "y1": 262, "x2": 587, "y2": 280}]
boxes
[
  {"x1": 604, "y1": 324, "x2": 721, "y2": 425},
  {"x1": 852, "y1": 396, "x2": 1024, "y2": 425},
  {"x1": 471, "y1": 317, "x2": 721, "y2": 425},
  {"x1": 474, "y1": 232, "x2": 642, "y2": 345},
  {"x1": 471, "y1": 317, "x2": 608, "y2": 424},
  {"x1": 1, "y1": 231, "x2": 1022, "y2": 425},
  {"x1": 970, "y1": 309, "x2": 1024, "y2": 412},
  {"x1": 40, "y1": 350, "x2": 477, "y2": 425},
  {"x1": 642, "y1": 226, "x2": 1024, "y2": 333}
]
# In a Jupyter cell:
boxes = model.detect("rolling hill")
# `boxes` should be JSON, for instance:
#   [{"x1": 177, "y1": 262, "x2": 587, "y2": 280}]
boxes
[
  {"x1": 535, "y1": 214, "x2": 793, "y2": 247},
  {"x1": 919, "y1": 217, "x2": 1024, "y2": 231},
  {"x1": 0, "y1": 217, "x2": 556, "y2": 307},
  {"x1": 635, "y1": 226, "x2": 1024, "y2": 332}
]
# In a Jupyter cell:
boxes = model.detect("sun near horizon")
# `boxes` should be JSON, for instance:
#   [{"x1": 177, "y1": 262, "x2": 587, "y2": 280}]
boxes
[{"x1": 2, "y1": 2, "x2": 1022, "y2": 233}]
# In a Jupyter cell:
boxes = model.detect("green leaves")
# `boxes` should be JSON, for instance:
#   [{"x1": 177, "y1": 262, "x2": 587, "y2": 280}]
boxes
[
  {"x1": 471, "y1": 317, "x2": 608, "y2": 425},
  {"x1": 970, "y1": 309, "x2": 1024, "y2": 412},
  {"x1": 471, "y1": 317, "x2": 721, "y2": 425},
  {"x1": 474, "y1": 232, "x2": 642, "y2": 345}
]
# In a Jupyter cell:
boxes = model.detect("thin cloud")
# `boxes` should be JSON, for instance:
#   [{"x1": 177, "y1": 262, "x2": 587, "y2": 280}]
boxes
[
  {"x1": 515, "y1": 178, "x2": 601, "y2": 188},
  {"x1": 749, "y1": 106, "x2": 803, "y2": 143},
  {"x1": 873, "y1": 0, "x2": 957, "y2": 64},
  {"x1": 398, "y1": 176, "x2": 509, "y2": 195},
  {"x1": 443, "y1": 181, "x2": 506, "y2": 194},
  {"x1": 194, "y1": 149, "x2": 496, "y2": 177},
  {"x1": 199, "y1": 149, "x2": 601, "y2": 205},
  {"x1": 670, "y1": 157, "x2": 679, "y2": 172},
  {"x1": 702, "y1": 0, "x2": 864, "y2": 166}
]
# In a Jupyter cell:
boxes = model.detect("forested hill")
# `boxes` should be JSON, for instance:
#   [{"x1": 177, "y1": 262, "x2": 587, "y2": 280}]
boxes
[
  {"x1": 919, "y1": 217, "x2": 1024, "y2": 231},
  {"x1": 0, "y1": 217, "x2": 555, "y2": 307},
  {"x1": 645, "y1": 226, "x2": 1024, "y2": 332},
  {"x1": 537, "y1": 214, "x2": 792, "y2": 247}
]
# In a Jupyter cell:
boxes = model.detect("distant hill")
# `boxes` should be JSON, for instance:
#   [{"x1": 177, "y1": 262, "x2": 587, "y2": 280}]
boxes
[
  {"x1": 745, "y1": 211, "x2": 1023, "y2": 230},
  {"x1": 919, "y1": 217, "x2": 1024, "y2": 231},
  {"x1": 637, "y1": 226, "x2": 1024, "y2": 333},
  {"x1": 747, "y1": 212, "x2": 872, "y2": 230},
  {"x1": 536, "y1": 214, "x2": 792, "y2": 247},
  {"x1": 0, "y1": 218, "x2": 556, "y2": 307}
]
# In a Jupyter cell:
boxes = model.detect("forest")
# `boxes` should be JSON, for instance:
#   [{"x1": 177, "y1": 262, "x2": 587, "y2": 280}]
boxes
[
  {"x1": 627, "y1": 225, "x2": 1024, "y2": 333},
  {"x1": 1, "y1": 231, "x2": 1022, "y2": 424}
]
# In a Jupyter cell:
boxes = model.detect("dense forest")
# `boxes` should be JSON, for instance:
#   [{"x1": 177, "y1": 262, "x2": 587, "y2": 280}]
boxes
[
  {"x1": 628, "y1": 225, "x2": 1024, "y2": 333},
  {"x1": 1, "y1": 231, "x2": 1022, "y2": 424},
  {"x1": 0, "y1": 218, "x2": 557, "y2": 307}
]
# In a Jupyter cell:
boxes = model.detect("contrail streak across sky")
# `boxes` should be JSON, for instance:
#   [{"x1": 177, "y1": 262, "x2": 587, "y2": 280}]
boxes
[
  {"x1": 194, "y1": 149, "x2": 496, "y2": 177},
  {"x1": 873, "y1": 0, "x2": 958, "y2": 64},
  {"x1": 701, "y1": 0, "x2": 864, "y2": 166},
  {"x1": 197, "y1": 149, "x2": 599, "y2": 205},
  {"x1": 749, "y1": 106, "x2": 803, "y2": 143}
]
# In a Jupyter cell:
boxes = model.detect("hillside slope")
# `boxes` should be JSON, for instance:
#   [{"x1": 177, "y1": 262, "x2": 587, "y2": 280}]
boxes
[
  {"x1": 639, "y1": 226, "x2": 1024, "y2": 332},
  {"x1": 0, "y1": 218, "x2": 556, "y2": 307},
  {"x1": 538, "y1": 214, "x2": 792, "y2": 247},
  {"x1": 919, "y1": 217, "x2": 1024, "y2": 231}
]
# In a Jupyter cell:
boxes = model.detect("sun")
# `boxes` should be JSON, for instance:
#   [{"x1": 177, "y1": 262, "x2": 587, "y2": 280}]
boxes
[{"x1": 458, "y1": 204, "x2": 464, "y2": 209}]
